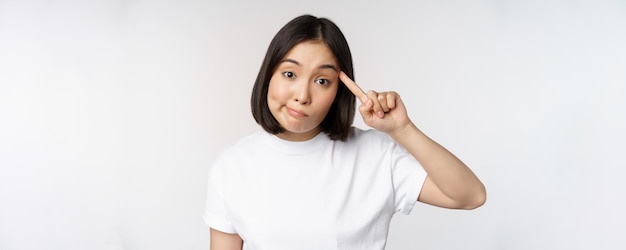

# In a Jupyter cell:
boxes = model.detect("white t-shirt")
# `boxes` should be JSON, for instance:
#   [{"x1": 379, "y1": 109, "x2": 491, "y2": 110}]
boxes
[{"x1": 204, "y1": 127, "x2": 427, "y2": 249}]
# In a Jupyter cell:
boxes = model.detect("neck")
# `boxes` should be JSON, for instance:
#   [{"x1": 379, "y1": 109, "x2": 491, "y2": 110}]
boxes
[{"x1": 276, "y1": 128, "x2": 321, "y2": 141}]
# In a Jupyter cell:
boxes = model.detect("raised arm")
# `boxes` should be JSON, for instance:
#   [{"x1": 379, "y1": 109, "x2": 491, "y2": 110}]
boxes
[{"x1": 340, "y1": 72, "x2": 486, "y2": 209}]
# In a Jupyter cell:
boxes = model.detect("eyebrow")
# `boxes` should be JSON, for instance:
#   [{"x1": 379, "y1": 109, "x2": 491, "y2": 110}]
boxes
[{"x1": 280, "y1": 58, "x2": 339, "y2": 72}]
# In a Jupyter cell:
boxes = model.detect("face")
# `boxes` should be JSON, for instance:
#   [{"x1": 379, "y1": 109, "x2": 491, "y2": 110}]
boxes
[{"x1": 267, "y1": 40, "x2": 340, "y2": 141}]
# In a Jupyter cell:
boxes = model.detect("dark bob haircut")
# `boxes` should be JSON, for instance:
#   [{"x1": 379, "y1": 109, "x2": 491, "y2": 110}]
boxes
[{"x1": 251, "y1": 14, "x2": 355, "y2": 141}]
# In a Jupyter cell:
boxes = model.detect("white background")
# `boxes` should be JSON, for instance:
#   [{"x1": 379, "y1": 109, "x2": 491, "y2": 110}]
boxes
[{"x1": 1, "y1": 0, "x2": 625, "y2": 249}]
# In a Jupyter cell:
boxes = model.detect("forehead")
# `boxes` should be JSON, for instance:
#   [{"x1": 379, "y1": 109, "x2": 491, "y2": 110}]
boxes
[{"x1": 280, "y1": 40, "x2": 338, "y2": 67}]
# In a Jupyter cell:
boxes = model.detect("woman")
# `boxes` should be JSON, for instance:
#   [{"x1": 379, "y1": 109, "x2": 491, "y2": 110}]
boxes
[{"x1": 204, "y1": 14, "x2": 486, "y2": 249}]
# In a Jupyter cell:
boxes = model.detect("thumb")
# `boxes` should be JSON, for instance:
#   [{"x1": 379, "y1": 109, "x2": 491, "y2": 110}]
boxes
[{"x1": 359, "y1": 98, "x2": 374, "y2": 119}]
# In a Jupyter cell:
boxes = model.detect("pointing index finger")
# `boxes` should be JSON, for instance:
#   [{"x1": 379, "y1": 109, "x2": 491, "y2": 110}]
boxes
[{"x1": 339, "y1": 71, "x2": 367, "y2": 103}]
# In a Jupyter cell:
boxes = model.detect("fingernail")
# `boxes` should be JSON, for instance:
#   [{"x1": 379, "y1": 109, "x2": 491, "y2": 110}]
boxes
[{"x1": 377, "y1": 111, "x2": 384, "y2": 118}]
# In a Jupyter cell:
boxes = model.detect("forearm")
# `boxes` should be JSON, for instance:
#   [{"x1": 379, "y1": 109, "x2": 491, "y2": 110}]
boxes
[
  {"x1": 389, "y1": 122, "x2": 486, "y2": 207},
  {"x1": 210, "y1": 228, "x2": 243, "y2": 250}
]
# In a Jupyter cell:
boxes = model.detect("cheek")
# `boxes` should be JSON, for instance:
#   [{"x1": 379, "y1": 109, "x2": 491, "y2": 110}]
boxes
[
  {"x1": 321, "y1": 89, "x2": 339, "y2": 109},
  {"x1": 267, "y1": 80, "x2": 286, "y2": 102}
]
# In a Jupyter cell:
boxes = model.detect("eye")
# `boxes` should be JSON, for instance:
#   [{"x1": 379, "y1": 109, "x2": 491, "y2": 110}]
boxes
[
  {"x1": 315, "y1": 78, "x2": 330, "y2": 86},
  {"x1": 283, "y1": 71, "x2": 296, "y2": 79}
]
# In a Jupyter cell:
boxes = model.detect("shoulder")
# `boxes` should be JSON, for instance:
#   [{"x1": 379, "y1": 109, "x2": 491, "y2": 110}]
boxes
[
  {"x1": 349, "y1": 127, "x2": 395, "y2": 145},
  {"x1": 340, "y1": 127, "x2": 398, "y2": 153},
  {"x1": 210, "y1": 131, "x2": 266, "y2": 172},
  {"x1": 219, "y1": 131, "x2": 266, "y2": 156}
]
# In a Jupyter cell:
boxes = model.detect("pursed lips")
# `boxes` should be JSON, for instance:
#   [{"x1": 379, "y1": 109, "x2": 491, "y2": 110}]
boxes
[{"x1": 286, "y1": 106, "x2": 307, "y2": 118}]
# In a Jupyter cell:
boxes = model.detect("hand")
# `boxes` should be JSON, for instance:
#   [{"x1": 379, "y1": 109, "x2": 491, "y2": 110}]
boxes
[{"x1": 340, "y1": 71, "x2": 412, "y2": 134}]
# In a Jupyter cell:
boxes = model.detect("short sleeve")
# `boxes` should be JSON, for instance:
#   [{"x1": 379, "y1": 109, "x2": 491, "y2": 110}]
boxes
[
  {"x1": 390, "y1": 143, "x2": 428, "y2": 215},
  {"x1": 203, "y1": 160, "x2": 237, "y2": 234}
]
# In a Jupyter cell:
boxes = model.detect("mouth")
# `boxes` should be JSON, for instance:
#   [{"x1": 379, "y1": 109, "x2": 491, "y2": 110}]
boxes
[{"x1": 286, "y1": 107, "x2": 307, "y2": 118}]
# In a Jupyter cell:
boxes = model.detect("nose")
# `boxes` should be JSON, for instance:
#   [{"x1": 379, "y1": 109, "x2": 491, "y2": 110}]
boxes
[{"x1": 294, "y1": 81, "x2": 310, "y2": 105}]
